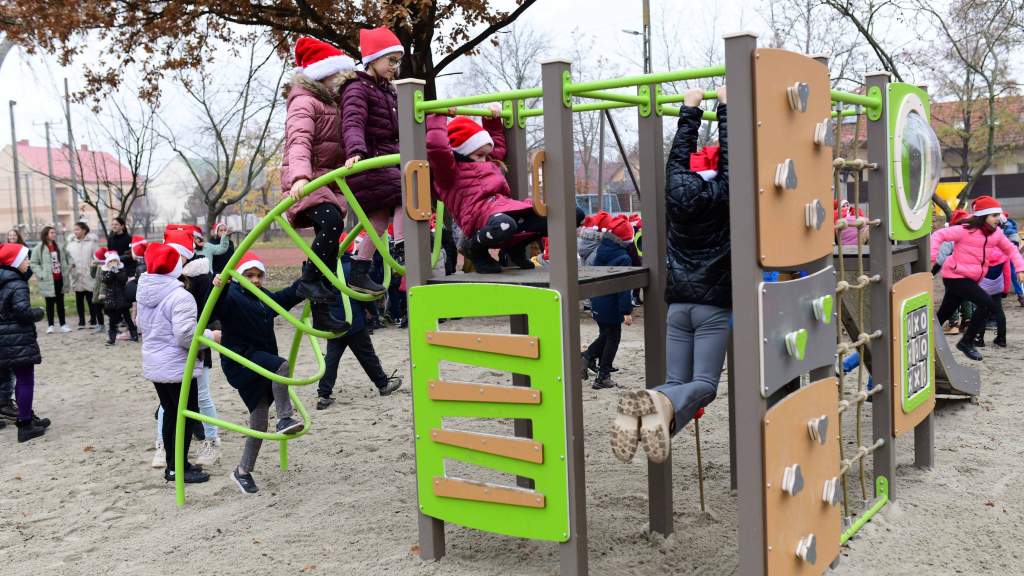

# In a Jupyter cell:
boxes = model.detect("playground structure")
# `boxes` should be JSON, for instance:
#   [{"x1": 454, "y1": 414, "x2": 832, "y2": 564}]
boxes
[{"x1": 172, "y1": 31, "x2": 979, "y2": 576}]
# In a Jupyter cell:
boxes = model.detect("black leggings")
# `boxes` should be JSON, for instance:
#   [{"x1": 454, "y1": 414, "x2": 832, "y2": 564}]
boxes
[
  {"x1": 936, "y1": 278, "x2": 995, "y2": 343},
  {"x1": 153, "y1": 379, "x2": 200, "y2": 470},
  {"x1": 317, "y1": 329, "x2": 388, "y2": 397},
  {"x1": 307, "y1": 203, "x2": 344, "y2": 269},
  {"x1": 75, "y1": 291, "x2": 102, "y2": 326},
  {"x1": 585, "y1": 322, "x2": 622, "y2": 376},
  {"x1": 977, "y1": 294, "x2": 1006, "y2": 343},
  {"x1": 44, "y1": 278, "x2": 66, "y2": 327},
  {"x1": 474, "y1": 211, "x2": 548, "y2": 248}
]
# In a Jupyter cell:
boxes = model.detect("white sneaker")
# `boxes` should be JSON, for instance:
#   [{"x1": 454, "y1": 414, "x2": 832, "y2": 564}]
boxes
[
  {"x1": 46, "y1": 326, "x2": 54, "y2": 334},
  {"x1": 194, "y1": 438, "x2": 221, "y2": 466},
  {"x1": 60, "y1": 325, "x2": 71, "y2": 333},
  {"x1": 152, "y1": 441, "x2": 166, "y2": 468}
]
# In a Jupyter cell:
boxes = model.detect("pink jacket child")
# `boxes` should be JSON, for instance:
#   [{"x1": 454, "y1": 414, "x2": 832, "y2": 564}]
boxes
[
  {"x1": 280, "y1": 36, "x2": 358, "y2": 332},
  {"x1": 426, "y1": 112, "x2": 547, "y2": 273},
  {"x1": 929, "y1": 195, "x2": 1024, "y2": 361},
  {"x1": 136, "y1": 242, "x2": 219, "y2": 481}
]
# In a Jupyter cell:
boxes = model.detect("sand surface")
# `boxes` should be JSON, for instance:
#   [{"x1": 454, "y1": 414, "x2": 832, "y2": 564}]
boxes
[{"x1": 3, "y1": 284, "x2": 1023, "y2": 575}]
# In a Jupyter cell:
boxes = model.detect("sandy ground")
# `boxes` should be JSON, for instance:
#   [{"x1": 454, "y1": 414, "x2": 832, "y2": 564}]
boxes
[{"x1": 3, "y1": 277, "x2": 1023, "y2": 576}]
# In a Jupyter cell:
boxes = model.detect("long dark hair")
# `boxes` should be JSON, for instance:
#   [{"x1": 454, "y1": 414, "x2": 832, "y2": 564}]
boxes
[
  {"x1": 7, "y1": 228, "x2": 25, "y2": 246},
  {"x1": 962, "y1": 215, "x2": 994, "y2": 231},
  {"x1": 39, "y1": 225, "x2": 55, "y2": 245}
]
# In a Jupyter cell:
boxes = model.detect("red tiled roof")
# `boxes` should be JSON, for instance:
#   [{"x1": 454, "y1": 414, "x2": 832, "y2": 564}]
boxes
[{"x1": 15, "y1": 140, "x2": 135, "y2": 184}]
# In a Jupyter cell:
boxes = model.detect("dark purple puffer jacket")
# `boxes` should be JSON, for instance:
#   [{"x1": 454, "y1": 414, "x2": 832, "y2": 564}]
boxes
[{"x1": 340, "y1": 71, "x2": 402, "y2": 213}]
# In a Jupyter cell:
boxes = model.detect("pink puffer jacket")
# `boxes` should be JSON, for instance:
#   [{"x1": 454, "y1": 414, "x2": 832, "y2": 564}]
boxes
[
  {"x1": 930, "y1": 224, "x2": 1024, "y2": 282},
  {"x1": 425, "y1": 115, "x2": 534, "y2": 238},
  {"x1": 282, "y1": 75, "x2": 347, "y2": 229}
]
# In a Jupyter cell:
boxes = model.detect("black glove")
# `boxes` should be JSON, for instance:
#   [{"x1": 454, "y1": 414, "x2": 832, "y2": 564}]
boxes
[{"x1": 30, "y1": 307, "x2": 45, "y2": 323}]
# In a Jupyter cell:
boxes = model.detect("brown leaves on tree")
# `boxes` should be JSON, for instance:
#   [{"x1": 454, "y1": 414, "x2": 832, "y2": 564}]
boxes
[{"x1": 1, "y1": 0, "x2": 538, "y2": 103}]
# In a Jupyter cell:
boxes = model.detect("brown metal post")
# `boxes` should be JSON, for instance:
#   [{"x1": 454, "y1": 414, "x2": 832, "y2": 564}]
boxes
[
  {"x1": 637, "y1": 81, "x2": 672, "y2": 536},
  {"x1": 541, "y1": 58, "x2": 589, "y2": 576},
  {"x1": 397, "y1": 78, "x2": 446, "y2": 560},
  {"x1": 724, "y1": 32, "x2": 768, "y2": 576},
  {"x1": 909, "y1": 180, "x2": 935, "y2": 470},
  {"x1": 864, "y1": 71, "x2": 898, "y2": 498}
]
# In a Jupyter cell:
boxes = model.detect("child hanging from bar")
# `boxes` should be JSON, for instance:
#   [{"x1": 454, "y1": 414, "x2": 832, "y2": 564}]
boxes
[
  {"x1": 210, "y1": 252, "x2": 306, "y2": 494},
  {"x1": 426, "y1": 104, "x2": 550, "y2": 273},
  {"x1": 282, "y1": 36, "x2": 361, "y2": 331},
  {"x1": 340, "y1": 26, "x2": 406, "y2": 292},
  {"x1": 316, "y1": 235, "x2": 401, "y2": 409},
  {"x1": 610, "y1": 86, "x2": 729, "y2": 465}
]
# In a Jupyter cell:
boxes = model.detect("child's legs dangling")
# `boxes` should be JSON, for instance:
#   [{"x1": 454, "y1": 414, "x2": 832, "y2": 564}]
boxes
[
  {"x1": 239, "y1": 399, "x2": 270, "y2": 474},
  {"x1": 309, "y1": 204, "x2": 343, "y2": 268},
  {"x1": 356, "y1": 209, "x2": 391, "y2": 261}
]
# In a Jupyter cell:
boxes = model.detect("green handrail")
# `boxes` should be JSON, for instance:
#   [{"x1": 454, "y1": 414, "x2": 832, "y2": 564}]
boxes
[
  {"x1": 832, "y1": 108, "x2": 862, "y2": 118},
  {"x1": 840, "y1": 476, "x2": 889, "y2": 544},
  {"x1": 658, "y1": 107, "x2": 719, "y2": 121},
  {"x1": 575, "y1": 90, "x2": 649, "y2": 106},
  {"x1": 174, "y1": 154, "x2": 417, "y2": 507},
  {"x1": 417, "y1": 87, "x2": 544, "y2": 113},
  {"x1": 656, "y1": 90, "x2": 719, "y2": 104},
  {"x1": 565, "y1": 65, "x2": 726, "y2": 95},
  {"x1": 830, "y1": 89, "x2": 882, "y2": 110}
]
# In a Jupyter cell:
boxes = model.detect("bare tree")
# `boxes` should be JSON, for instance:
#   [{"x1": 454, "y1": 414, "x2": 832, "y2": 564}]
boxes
[
  {"x1": 162, "y1": 35, "x2": 285, "y2": 228},
  {"x1": 821, "y1": 0, "x2": 909, "y2": 82},
  {"x1": 569, "y1": 34, "x2": 617, "y2": 195},
  {"x1": 760, "y1": 0, "x2": 864, "y2": 88},
  {"x1": 915, "y1": 0, "x2": 1022, "y2": 201}
]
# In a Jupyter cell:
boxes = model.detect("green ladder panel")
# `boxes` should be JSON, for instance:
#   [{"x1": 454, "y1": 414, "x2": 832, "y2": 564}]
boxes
[{"x1": 409, "y1": 283, "x2": 570, "y2": 542}]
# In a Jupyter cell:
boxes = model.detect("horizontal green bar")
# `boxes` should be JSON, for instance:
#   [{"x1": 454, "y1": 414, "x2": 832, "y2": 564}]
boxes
[
  {"x1": 832, "y1": 108, "x2": 862, "y2": 118},
  {"x1": 274, "y1": 214, "x2": 379, "y2": 302},
  {"x1": 572, "y1": 101, "x2": 636, "y2": 114},
  {"x1": 841, "y1": 476, "x2": 889, "y2": 544},
  {"x1": 656, "y1": 90, "x2": 719, "y2": 104},
  {"x1": 436, "y1": 107, "x2": 511, "y2": 119},
  {"x1": 418, "y1": 88, "x2": 544, "y2": 112},
  {"x1": 198, "y1": 335, "x2": 325, "y2": 386},
  {"x1": 304, "y1": 154, "x2": 401, "y2": 196},
  {"x1": 567, "y1": 65, "x2": 726, "y2": 94},
  {"x1": 520, "y1": 108, "x2": 544, "y2": 118},
  {"x1": 575, "y1": 90, "x2": 647, "y2": 106},
  {"x1": 183, "y1": 408, "x2": 310, "y2": 442},
  {"x1": 830, "y1": 89, "x2": 881, "y2": 110},
  {"x1": 659, "y1": 106, "x2": 719, "y2": 121}
]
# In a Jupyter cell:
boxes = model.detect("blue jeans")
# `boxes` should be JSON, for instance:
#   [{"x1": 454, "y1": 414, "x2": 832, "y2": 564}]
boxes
[
  {"x1": 156, "y1": 366, "x2": 218, "y2": 442},
  {"x1": 654, "y1": 303, "x2": 730, "y2": 433}
]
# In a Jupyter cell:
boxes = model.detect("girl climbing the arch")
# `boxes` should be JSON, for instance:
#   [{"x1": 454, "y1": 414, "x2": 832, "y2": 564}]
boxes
[
  {"x1": 425, "y1": 106, "x2": 551, "y2": 273},
  {"x1": 610, "y1": 86, "x2": 729, "y2": 465},
  {"x1": 210, "y1": 253, "x2": 307, "y2": 494},
  {"x1": 930, "y1": 195, "x2": 1024, "y2": 362},
  {"x1": 283, "y1": 36, "x2": 360, "y2": 332},
  {"x1": 340, "y1": 26, "x2": 405, "y2": 291}
]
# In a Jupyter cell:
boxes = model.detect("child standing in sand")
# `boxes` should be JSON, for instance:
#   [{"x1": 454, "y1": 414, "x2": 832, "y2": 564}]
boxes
[
  {"x1": 100, "y1": 251, "x2": 138, "y2": 345},
  {"x1": 0, "y1": 243, "x2": 51, "y2": 442},
  {"x1": 210, "y1": 252, "x2": 305, "y2": 494}
]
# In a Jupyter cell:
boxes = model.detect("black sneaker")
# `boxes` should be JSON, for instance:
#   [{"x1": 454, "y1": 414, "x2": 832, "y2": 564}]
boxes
[
  {"x1": 506, "y1": 243, "x2": 535, "y2": 270},
  {"x1": 276, "y1": 417, "x2": 304, "y2": 435},
  {"x1": 16, "y1": 419, "x2": 46, "y2": 442},
  {"x1": 0, "y1": 400, "x2": 17, "y2": 422},
  {"x1": 378, "y1": 371, "x2": 402, "y2": 396},
  {"x1": 579, "y1": 354, "x2": 592, "y2": 381},
  {"x1": 956, "y1": 339, "x2": 983, "y2": 361},
  {"x1": 31, "y1": 413, "x2": 51, "y2": 429},
  {"x1": 316, "y1": 396, "x2": 335, "y2": 410},
  {"x1": 993, "y1": 337, "x2": 1007, "y2": 348},
  {"x1": 591, "y1": 374, "x2": 616, "y2": 390},
  {"x1": 164, "y1": 466, "x2": 209, "y2": 483},
  {"x1": 231, "y1": 469, "x2": 258, "y2": 494},
  {"x1": 974, "y1": 336, "x2": 986, "y2": 348}
]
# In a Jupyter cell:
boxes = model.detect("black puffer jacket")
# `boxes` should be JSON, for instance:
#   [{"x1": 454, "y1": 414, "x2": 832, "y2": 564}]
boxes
[
  {"x1": 0, "y1": 266, "x2": 43, "y2": 367},
  {"x1": 665, "y1": 104, "x2": 731, "y2": 308},
  {"x1": 102, "y1": 266, "x2": 131, "y2": 312}
]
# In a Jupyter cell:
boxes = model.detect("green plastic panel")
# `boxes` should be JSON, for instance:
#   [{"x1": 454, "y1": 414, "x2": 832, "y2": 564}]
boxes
[
  {"x1": 888, "y1": 83, "x2": 933, "y2": 241},
  {"x1": 409, "y1": 283, "x2": 570, "y2": 542},
  {"x1": 899, "y1": 291, "x2": 934, "y2": 413}
]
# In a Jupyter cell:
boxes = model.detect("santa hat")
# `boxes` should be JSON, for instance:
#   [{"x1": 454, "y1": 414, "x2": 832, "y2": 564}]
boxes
[
  {"x1": 145, "y1": 243, "x2": 184, "y2": 278},
  {"x1": 104, "y1": 251, "x2": 121, "y2": 266},
  {"x1": 0, "y1": 243, "x2": 29, "y2": 269},
  {"x1": 359, "y1": 27, "x2": 404, "y2": 66},
  {"x1": 972, "y1": 195, "x2": 1003, "y2": 217},
  {"x1": 131, "y1": 235, "x2": 148, "y2": 257},
  {"x1": 163, "y1": 229, "x2": 195, "y2": 260},
  {"x1": 295, "y1": 37, "x2": 356, "y2": 81},
  {"x1": 93, "y1": 247, "x2": 107, "y2": 264},
  {"x1": 690, "y1": 146, "x2": 720, "y2": 181},
  {"x1": 950, "y1": 209, "x2": 970, "y2": 225},
  {"x1": 165, "y1": 223, "x2": 202, "y2": 240},
  {"x1": 235, "y1": 251, "x2": 266, "y2": 276},
  {"x1": 448, "y1": 117, "x2": 494, "y2": 156}
]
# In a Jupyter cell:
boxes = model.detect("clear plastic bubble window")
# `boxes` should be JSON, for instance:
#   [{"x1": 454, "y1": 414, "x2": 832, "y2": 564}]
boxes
[{"x1": 894, "y1": 95, "x2": 941, "y2": 230}]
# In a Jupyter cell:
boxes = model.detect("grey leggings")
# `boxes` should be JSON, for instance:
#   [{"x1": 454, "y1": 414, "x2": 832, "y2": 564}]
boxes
[
  {"x1": 239, "y1": 382, "x2": 295, "y2": 474},
  {"x1": 654, "y1": 302, "x2": 730, "y2": 434}
]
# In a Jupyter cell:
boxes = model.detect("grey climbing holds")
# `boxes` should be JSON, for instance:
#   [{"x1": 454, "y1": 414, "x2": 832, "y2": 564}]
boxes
[
  {"x1": 782, "y1": 463, "x2": 804, "y2": 496},
  {"x1": 787, "y1": 81, "x2": 810, "y2": 113},
  {"x1": 822, "y1": 476, "x2": 841, "y2": 507},
  {"x1": 805, "y1": 199, "x2": 826, "y2": 230},
  {"x1": 775, "y1": 158, "x2": 798, "y2": 190},
  {"x1": 807, "y1": 414, "x2": 829, "y2": 444},
  {"x1": 796, "y1": 533, "x2": 817, "y2": 564}
]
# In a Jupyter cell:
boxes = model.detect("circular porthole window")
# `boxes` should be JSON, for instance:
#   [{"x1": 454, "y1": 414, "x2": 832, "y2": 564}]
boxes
[{"x1": 892, "y1": 93, "x2": 941, "y2": 231}]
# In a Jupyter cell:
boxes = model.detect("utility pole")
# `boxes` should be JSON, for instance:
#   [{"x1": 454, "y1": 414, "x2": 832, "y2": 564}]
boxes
[
  {"x1": 642, "y1": 0, "x2": 651, "y2": 74},
  {"x1": 43, "y1": 121, "x2": 60, "y2": 231},
  {"x1": 24, "y1": 173, "x2": 34, "y2": 235},
  {"x1": 64, "y1": 78, "x2": 79, "y2": 223},
  {"x1": 8, "y1": 100, "x2": 22, "y2": 227}
]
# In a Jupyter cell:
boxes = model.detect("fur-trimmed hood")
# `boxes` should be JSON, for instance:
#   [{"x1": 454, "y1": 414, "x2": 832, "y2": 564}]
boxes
[{"x1": 283, "y1": 73, "x2": 350, "y2": 104}]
